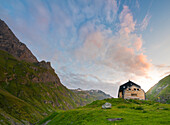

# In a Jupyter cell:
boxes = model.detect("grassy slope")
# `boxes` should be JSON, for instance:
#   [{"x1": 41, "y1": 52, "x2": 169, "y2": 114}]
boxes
[
  {"x1": 0, "y1": 89, "x2": 43, "y2": 124},
  {"x1": 0, "y1": 50, "x2": 83, "y2": 124},
  {"x1": 37, "y1": 98, "x2": 170, "y2": 125},
  {"x1": 146, "y1": 75, "x2": 170, "y2": 103}
]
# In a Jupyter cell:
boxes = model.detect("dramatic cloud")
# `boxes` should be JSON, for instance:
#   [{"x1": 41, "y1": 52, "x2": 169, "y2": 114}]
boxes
[
  {"x1": 1, "y1": 0, "x2": 169, "y2": 97},
  {"x1": 75, "y1": 5, "x2": 151, "y2": 78}
]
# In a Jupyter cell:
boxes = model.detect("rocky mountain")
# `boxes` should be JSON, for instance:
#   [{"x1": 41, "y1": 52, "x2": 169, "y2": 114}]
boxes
[
  {"x1": 0, "y1": 19, "x2": 38, "y2": 63},
  {"x1": 71, "y1": 88, "x2": 112, "y2": 105},
  {"x1": 146, "y1": 74, "x2": 170, "y2": 103},
  {"x1": 0, "y1": 19, "x2": 85, "y2": 124}
]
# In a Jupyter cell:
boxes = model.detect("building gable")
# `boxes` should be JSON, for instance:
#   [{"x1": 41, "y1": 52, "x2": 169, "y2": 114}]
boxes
[{"x1": 118, "y1": 80, "x2": 145, "y2": 100}]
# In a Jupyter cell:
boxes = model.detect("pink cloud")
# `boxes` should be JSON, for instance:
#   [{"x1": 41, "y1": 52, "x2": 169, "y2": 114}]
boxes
[
  {"x1": 119, "y1": 5, "x2": 136, "y2": 36},
  {"x1": 104, "y1": 44, "x2": 151, "y2": 76},
  {"x1": 133, "y1": 36, "x2": 142, "y2": 51},
  {"x1": 75, "y1": 5, "x2": 151, "y2": 78},
  {"x1": 75, "y1": 31, "x2": 105, "y2": 61}
]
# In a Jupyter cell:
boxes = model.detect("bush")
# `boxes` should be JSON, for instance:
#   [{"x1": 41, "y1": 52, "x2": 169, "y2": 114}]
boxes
[
  {"x1": 142, "y1": 110, "x2": 147, "y2": 113},
  {"x1": 135, "y1": 106, "x2": 144, "y2": 110},
  {"x1": 163, "y1": 108, "x2": 169, "y2": 110},
  {"x1": 130, "y1": 107, "x2": 135, "y2": 109}
]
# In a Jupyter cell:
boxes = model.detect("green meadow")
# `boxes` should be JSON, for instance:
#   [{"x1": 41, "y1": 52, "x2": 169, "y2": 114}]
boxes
[{"x1": 37, "y1": 98, "x2": 170, "y2": 125}]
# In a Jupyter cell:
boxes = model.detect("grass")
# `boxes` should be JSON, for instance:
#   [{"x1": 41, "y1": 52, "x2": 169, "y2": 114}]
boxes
[
  {"x1": 37, "y1": 98, "x2": 170, "y2": 125},
  {"x1": 0, "y1": 50, "x2": 84, "y2": 124},
  {"x1": 0, "y1": 89, "x2": 43, "y2": 124},
  {"x1": 146, "y1": 74, "x2": 170, "y2": 103}
]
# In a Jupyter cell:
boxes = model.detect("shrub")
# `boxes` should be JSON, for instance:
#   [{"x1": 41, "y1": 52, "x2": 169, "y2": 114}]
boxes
[
  {"x1": 142, "y1": 110, "x2": 147, "y2": 113},
  {"x1": 163, "y1": 108, "x2": 169, "y2": 110},
  {"x1": 135, "y1": 106, "x2": 144, "y2": 110},
  {"x1": 130, "y1": 106, "x2": 135, "y2": 109}
]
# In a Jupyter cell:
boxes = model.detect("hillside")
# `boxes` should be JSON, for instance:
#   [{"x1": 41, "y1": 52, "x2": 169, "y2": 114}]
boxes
[
  {"x1": 71, "y1": 88, "x2": 111, "y2": 105},
  {"x1": 37, "y1": 98, "x2": 170, "y2": 125},
  {"x1": 0, "y1": 19, "x2": 84, "y2": 124},
  {"x1": 0, "y1": 50, "x2": 84, "y2": 124},
  {"x1": 146, "y1": 75, "x2": 170, "y2": 103}
]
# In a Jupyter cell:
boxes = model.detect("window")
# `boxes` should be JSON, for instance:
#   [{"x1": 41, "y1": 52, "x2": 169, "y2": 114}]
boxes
[
  {"x1": 134, "y1": 88, "x2": 136, "y2": 91},
  {"x1": 131, "y1": 94, "x2": 137, "y2": 96},
  {"x1": 137, "y1": 89, "x2": 139, "y2": 91},
  {"x1": 129, "y1": 88, "x2": 131, "y2": 90}
]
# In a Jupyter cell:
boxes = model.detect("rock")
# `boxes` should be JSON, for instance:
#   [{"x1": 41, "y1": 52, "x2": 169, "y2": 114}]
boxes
[
  {"x1": 102, "y1": 102, "x2": 112, "y2": 109},
  {"x1": 38, "y1": 60, "x2": 53, "y2": 70},
  {"x1": 107, "y1": 118, "x2": 123, "y2": 121},
  {"x1": 0, "y1": 19, "x2": 63, "y2": 85}
]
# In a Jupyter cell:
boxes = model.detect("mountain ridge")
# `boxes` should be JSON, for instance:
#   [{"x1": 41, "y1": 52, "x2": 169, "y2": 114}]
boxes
[
  {"x1": 0, "y1": 19, "x2": 38, "y2": 63},
  {"x1": 0, "y1": 19, "x2": 112, "y2": 124},
  {"x1": 0, "y1": 19, "x2": 82, "y2": 124},
  {"x1": 146, "y1": 74, "x2": 170, "y2": 103},
  {"x1": 71, "y1": 88, "x2": 112, "y2": 105}
]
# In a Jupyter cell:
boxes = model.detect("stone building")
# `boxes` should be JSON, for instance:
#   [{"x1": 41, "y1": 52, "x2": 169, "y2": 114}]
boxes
[{"x1": 118, "y1": 80, "x2": 145, "y2": 100}]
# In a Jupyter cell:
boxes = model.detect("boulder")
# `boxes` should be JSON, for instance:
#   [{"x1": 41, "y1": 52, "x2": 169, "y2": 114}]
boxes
[
  {"x1": 107, "y1": 118, "x2": 123, "y2": 121},
  {"x1": 102, "y1": 102, "x2": 112, "y2": 109}
]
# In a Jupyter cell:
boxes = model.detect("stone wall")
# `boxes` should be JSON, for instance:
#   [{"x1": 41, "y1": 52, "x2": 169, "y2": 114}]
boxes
[{"x1": 123, "y1": 85, "x2": 145, "y2": 100}]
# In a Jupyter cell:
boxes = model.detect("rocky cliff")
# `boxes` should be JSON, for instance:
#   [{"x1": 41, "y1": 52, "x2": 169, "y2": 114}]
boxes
[{"x1": 0, "y1": 19, "x2": 38, "y2": 63}]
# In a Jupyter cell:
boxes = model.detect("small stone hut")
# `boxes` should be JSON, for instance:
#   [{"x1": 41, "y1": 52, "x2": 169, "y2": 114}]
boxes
[{"x1": 118, "y1": 80, "x2": 145, "y2": 100}]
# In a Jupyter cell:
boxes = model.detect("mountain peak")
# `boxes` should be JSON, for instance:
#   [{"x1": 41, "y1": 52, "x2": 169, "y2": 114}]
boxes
[{"x1": 0, "y1": 19, "x2": 38, "y2": 63}]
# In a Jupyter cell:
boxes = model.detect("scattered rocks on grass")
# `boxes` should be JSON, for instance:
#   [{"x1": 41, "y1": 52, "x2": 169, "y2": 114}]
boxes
[{"x1": 102, "y1": 102, "x2": 112, "y2": 109}]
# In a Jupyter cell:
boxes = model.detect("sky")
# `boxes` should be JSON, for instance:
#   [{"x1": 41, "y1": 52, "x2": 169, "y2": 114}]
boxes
[{"x1": 0, "y1": 0, "x2": 170, "y2": 97}]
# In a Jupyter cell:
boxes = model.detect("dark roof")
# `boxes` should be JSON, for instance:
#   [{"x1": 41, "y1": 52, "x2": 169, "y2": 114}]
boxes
[{"x1": 119, "y1": 80, "x2": 141, "y2": 92}]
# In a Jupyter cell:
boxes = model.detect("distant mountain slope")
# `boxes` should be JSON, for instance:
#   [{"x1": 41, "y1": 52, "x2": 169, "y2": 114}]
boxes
[
  {"x1": 71, "y1": 88, "x2": 111, "y2": 105},
  {"x1": 146, "y1": 75, "x2": 170, "y2": 103},
  {"x1": 0, "y1": 19, "x2": 84, "y2": 124}
]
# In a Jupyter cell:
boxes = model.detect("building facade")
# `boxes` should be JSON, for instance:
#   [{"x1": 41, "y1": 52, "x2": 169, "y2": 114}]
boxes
[{"x1": 118, "y1": 80, "x2": 145, "y2": 100}]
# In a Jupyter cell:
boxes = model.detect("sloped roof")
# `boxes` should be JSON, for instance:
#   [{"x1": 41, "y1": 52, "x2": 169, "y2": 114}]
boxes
[{"x1": 119, "y1": 80, "x2": 141, "y2": 92}]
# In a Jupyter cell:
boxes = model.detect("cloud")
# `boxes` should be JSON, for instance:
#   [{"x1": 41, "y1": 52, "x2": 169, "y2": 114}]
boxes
[
  {"x1": 154, "y1": 64, "x2": 170, "y2": 77},
  {"x1": 75, "y1": 5, "x2": 151, "y2": 78},
  {"x1": 140, "y1": 14, "x2": 151, "y2": 31},
  {"x1": 133, "y1": 35, "x2": 142, "y2": 51},
  {"x1": 136, "y1": 0, "x2": 140, "y2": 9},
  {"x1": 105, "y1": 0, "x2": 118, "y2": 23},
  {"x1": 119, "y1": 5, "x2": 136, "y2": 36},
  {"x1": 58, "y1": 70, "x2": 119, "y2": 96},
  {"x1": 0, "y1": 0, "x2": 157, "y2": 97}
]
